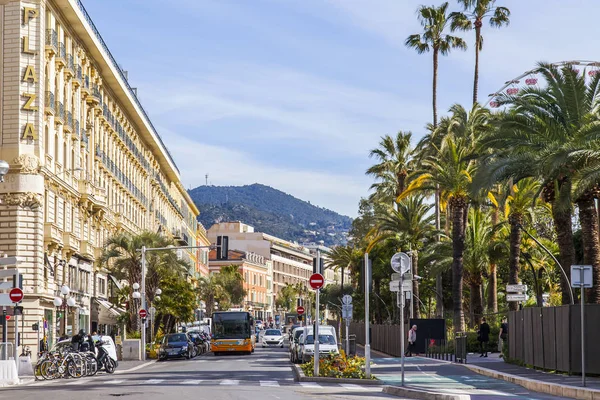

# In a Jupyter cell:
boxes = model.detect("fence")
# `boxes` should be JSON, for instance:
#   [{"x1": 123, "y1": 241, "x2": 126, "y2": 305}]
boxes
[{"x1": 508, "y1": 304, "x2": 600, "y2": 374}]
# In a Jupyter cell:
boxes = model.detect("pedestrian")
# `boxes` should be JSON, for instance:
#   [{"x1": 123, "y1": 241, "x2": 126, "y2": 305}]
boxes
[
  {"x1": 498, "y1": 317, "x2": 508, "y2": 357},
  {"x1": 71, "y1": 329, "x2": 85, "y2": 351},
  {"x1": 405, "y1": 325, "x2": 417, "y2": 357},
  {"x1": 478, "y1": 317, "x2": 490, "y2": 357}
]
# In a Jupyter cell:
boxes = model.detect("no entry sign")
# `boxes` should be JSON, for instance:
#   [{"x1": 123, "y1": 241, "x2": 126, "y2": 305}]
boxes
[
  {"x1": 9, "y1": 288, "x2": 23, "y2": 303},
  {"x1": 139, "y1": 309, "x2": 147, "y2": 318},
  {"x1": 297, "y1": 306, "x2": 305, "y2": 315},
  {"x1": 309, "y1": 273, "x2": 324, "y2": 290}
]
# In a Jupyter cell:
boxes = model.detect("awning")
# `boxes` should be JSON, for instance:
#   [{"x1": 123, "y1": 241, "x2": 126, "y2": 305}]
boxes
[
  {"x1": 108, "y1": 274, "x2": 122, "y2": 290},
  {"x1": 95, "y1": 299, "x2": 123, "y2": 325}
]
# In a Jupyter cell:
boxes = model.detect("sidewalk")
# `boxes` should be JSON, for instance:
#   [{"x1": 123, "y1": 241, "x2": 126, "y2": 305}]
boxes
[{"x1": 356, "y1": 345, "x2": 600, "y2": 399}]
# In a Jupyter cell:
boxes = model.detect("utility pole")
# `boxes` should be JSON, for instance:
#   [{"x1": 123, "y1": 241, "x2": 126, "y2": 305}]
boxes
[{"x1": 364, "y1": 252, "x2": 371, "y2": 378}]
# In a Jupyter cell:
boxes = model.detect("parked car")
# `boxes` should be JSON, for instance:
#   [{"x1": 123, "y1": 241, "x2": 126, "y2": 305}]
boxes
[
  {"x1": 158, "y1": 333, "x2": 194, "y2": 360},
  {"x1": 289, "y1": 327, "x2": 305, "y2": 363},
  {"x1": 261, "y1": 329, "x2": 285, "y2": 348},
  {"x1": 298, "y1": 325, "x2": 338, "y2": 363},
  {"x1": 288, "y1": 324, "x2": 301, "y2": 341}
]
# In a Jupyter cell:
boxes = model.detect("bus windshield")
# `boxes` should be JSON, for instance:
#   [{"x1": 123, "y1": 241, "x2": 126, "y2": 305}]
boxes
[{"x1": 212, "y1": 312, "x2": 252, "y2": 339}]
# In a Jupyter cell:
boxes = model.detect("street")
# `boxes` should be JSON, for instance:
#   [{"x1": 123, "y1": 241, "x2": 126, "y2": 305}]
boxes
[{"x1": 2, "y1": 347, "x2": 394, "y2": 400}]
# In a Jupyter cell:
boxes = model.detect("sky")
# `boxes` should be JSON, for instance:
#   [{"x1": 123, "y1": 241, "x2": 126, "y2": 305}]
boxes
[{"x1": 82, "y1": 0, "x2": 600, "y2": 217}]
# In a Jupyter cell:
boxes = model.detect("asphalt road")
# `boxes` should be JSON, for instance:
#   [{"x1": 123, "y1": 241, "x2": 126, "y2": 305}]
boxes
[{"x1": 4, "y1": 347, "x2": 395, "y2": 400}]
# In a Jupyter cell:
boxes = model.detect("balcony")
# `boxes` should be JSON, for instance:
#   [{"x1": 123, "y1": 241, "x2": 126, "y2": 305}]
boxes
[
  {"x1": 65, "y1": 54, "x2": 74, "y2": 78},
  {"x1": 80, "y1": 241, "x2": 95, "y2": 260},
  {"x1": 55, "y1": 42, "x2": 66, "y2": 68},
  {"x1": 79, "y1": 179, "x2": 106, "y2": 213},
  {"x1": 81, "y1": 75, "x2": 90, "y2": 96},
  {"x1": 55, "y1": 101, "x2": 64, "y2": 125},
  {"x1": 63, "y1": 232, "x2": 80, "y2": 253},
  {"x1": 44, "y1": 91, "x2": 55, "y2": 115},
  {"x1": 87, "y1": 83, "x2": 101, "y2": 107},
  {"x1": 44, "y1": 223, "x2": 63, "y2": 248},
  {"x1": 45, "y1": 29, "x2": 57, "y2": 55},
  {"x1": 81, "y1": 133, "x2": 88, "y2": 149},
  {"x1": 64, "y1": 111, "x2": 73, "y2": 133},
  {"x1": 73, "y1": 65, "x2": 82, "y2": 87}
]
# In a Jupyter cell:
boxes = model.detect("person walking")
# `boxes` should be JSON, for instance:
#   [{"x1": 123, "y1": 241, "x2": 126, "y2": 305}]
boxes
[
  {"x1": 498, "y1": 317, "x2": 508, "y2": 357},
  {"x1": 478, "y1": 317, "x2": 490, "y2": 357},
  {"x1": 405, "y1": 325, "x2": 417, "y2": 357}
]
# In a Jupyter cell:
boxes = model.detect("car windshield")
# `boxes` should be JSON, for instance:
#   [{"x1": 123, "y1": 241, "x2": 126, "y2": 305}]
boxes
[
  {"x1": 213, "y1": 312, "x2": 251, "y2": 339},
  {"x1": 305, "y1": 334, "x2": 336, "y2": 345},
  {"x1": 165, "y1": 334, "x2": 187, "y2": 343},
  {"x1": 265, "y1": 330, "x2": 281, "y2": 336},
  {"x1": 293, "y1": 330, "x2": 304, "y2": 341}
]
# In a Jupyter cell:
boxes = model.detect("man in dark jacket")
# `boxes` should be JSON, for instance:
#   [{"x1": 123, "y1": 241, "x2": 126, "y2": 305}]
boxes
[
  {"x1": 71, "y1": 329, "x2": 85, "y2": 351},
  {"x1": 478, "y1": 318, "x2": 490, "y2": 357}
]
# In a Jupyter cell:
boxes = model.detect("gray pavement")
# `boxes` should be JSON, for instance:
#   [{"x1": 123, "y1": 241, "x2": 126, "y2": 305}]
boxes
[{"x1": 5, "y1": 347, "x2": 397, "y2": 400}]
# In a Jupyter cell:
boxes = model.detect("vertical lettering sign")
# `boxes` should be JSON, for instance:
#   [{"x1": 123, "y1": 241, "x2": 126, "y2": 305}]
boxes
[{"x1": 21, "y1": 6, "x2": 39, "y2": 141}]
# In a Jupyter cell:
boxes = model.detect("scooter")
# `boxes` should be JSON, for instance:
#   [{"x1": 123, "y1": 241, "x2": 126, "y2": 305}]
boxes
[{"x1": 95, "y1": 340, "x2": 117, "y2": 373}]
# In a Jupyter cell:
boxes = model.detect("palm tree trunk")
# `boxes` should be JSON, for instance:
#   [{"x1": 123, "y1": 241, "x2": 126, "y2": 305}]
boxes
[
  {"x1": 488, "y1": 207, "x2": 499, "y2": 312},
  {"x1": 435, "y1": 188, "x2": 443, "y2": 318},
  {"x1": 432, "y1": 48, "x2": 439, "y2": 127},
  {"x1": 577, "y1": 195, "x2": 600, "y2": 303},
  {"x1": 508, "y1": 216, "x2": 522, "y2": 311},
  {"x1": 471, "y1": 280, "x2": 483, "y2": 327},
  {"x1": 451, "y1": 201, "x2": 466, "y2": 333},
  {"x1": 412, "y1": 251, "x2": 420, "y2": 319},
  {"x1": 552, "y1": 204, "x2": 575, "y2": 305},
  {"x1": 472, "y1": 25, "x2": 481, "y2": 105}
]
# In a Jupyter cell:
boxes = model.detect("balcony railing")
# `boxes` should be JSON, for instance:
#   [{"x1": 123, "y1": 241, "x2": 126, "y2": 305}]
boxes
[
  {"x1": 76, "y1": 65, "x2": 82, "y2": 81},
  {"x1": 45, "y1": 29, "x2": 57, "y2": 52},
  {"x1": 55, "y1": 101, "x2": 64, "y2": 124},
  {"x1": 66, "y1": 54, "x2": 74, "y2": 74},
  {"x1": 56, "y1": 43, "x2": 66, "y2": 67},
  {"x1": 44, "y1": 91, "x2": 55, "y2": 115},
  {"x1": 75, "y1": 120, "x2": 80, "y2": 139},
  {"x1": 65, "y1": 110, "x2": 73, "y2": 132}
]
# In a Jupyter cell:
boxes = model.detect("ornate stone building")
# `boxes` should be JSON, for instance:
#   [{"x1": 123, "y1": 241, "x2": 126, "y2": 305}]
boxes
[{"x1": 0, "y1": 0, "x2": 200, "y2": 353}]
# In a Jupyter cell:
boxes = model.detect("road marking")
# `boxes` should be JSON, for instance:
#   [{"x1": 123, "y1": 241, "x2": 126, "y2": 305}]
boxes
[
  {"x1": 220, "y1": 379, "x2": 239, "y2": 385},
  {"x1": 260, "y1": 380, "x2": 280, "y2": 387},
  {"x1": 104, "y1": 380, "x2": 125, "y2": 384},
  {"x1": 340, "y1": 383, "x2": 368, "y2": 390},
  {"x1": 114, "y1": 360, "x2": 156, "y2": 374},
  {"x1": 65, "y1": 380, "x2": 86, "y2": 385},
  {"x1": 145, "y1": 379, "x2": 165, "y2": 384},
  {"x1": 300, "y1": 382, "x2": 321, "y2": 388},
  {"x1": 181, "y1": 379, "x2": 203, "y2": 385}
]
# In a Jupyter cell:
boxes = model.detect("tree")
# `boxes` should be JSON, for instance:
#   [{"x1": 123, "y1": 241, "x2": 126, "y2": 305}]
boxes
[
  {"x1": 215, "y1": 265, "x2": 247, "y2": 306},
  {"x1": 197, "y1": 274, "x2": 227, "y2": 316},
  {"x1": 327, "y1": 245, "x2": 362, "y2": 298},
  {"x1": 275, "y1": 283, "x2": 298, "y2": 312},
  {"x1": 406, "y1": 2, "x2": 467, "y2": 127},
  {"x1": 450, "y1": 0, "x2": 510, "y2": 104}
]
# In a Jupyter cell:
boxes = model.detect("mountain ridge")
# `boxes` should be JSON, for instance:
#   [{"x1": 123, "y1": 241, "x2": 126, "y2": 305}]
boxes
[{"x1": 188, "y1": 184, "x2": 351, "y2": 246}]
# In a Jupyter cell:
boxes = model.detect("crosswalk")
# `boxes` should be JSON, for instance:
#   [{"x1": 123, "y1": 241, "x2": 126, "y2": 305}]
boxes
[{"x1": 27, "y1": 377, "x2": 381, "y2": 391}]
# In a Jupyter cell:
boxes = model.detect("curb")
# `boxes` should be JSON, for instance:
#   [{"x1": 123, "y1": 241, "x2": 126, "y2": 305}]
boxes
[
  {"x1": 291, "y1": 363, "x2": 382, "y2": 385},
  {"x1": 462, "y1": 363, "x2": 600, "y2": 400},
  {"x1": 382, "y1": 385, "x2": 470, "y2": 400}
]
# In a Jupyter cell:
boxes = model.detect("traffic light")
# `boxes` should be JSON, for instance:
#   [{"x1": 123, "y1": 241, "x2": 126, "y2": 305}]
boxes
[
  {"x1": 298, "y1": 315, "x2": 303, "y2": 322},
  {"x1": 312, "y1": 257, "x2": 324, "y2": 274}
]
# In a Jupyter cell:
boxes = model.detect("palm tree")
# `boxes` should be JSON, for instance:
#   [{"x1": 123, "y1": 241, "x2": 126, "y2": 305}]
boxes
[
  {"x1": 450, "y1": 0, "x2": 510, "y2": 104},
  {"x1": 366, "y1": 131, "x2": 414, "y2": 205},
  {"x1": 405, "y1": 2, "x2": 467, "y2": 127},
  {"x1": 327, "y1": 245, "x2": 361, "y2": 296},
  {"x1": 197, "y1": 274, "x2": 227, "y2": 316},
  {"x1": 476, "y1": 63, "x2": 600, "y2": 303}
]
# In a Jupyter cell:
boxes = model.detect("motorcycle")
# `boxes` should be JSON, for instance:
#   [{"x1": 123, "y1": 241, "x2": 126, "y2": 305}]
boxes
[{"x1": 95, "y1": 340, "x2": 117, "y2": 373}]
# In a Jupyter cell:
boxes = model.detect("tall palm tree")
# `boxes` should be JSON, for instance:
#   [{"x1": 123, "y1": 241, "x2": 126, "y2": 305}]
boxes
[
  {"x1": 406, "y1": 2, "x2": 467, "y2": 127},
  {"x1": 197, "y1": 274, "x2": 227, "y2": 316},
  {"x1": 367, "y1": 195, "x2": 435, "y2": 318},
  {"x1": 476, "y1": 63, "x2": 600, "y2": 303},
  {"x1": 327, "y1": 245, "x2": 361, "y2": 295},
  {"x1": 450, "y1": 0, "x2": 510, "y2": 104},
  {"x1": 366, "y1": 131, "x2": 414, "y2": 205}
]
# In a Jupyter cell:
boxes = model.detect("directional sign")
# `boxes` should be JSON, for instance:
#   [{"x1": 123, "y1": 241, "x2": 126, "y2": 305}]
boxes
[
  {"x1": 9, "y1": 288, "x2": 23, "y2": 303},
  {"x1": 342, "y1": 295, "x2": 352, "y2": 305},
  {"x1": 342, "y1": 304, "x2": 353, "y2": 320},
  {"x1": 571, "y1": 265, "x2": 593, "y2": 288},
  {"x1": 297, "y1": 306, "x2": 305, "y2": 315},
  {"x1": 139, "y1": 309, "x2": 147, "y2": 318},
  {"x1": 391, "y1": 273, "x2": 402, "y2": 281},
  {"x1": 391, "y1": 252, "x2": 411, "y2": 274},
  {"x1": 506, "y1": 293, "x2": 528, "y2": 302},
  {"x1": 389, "y1": 280, "x2": 400, "y2": 292},
  {"x1": 506, "y1": 284, "x2": 528, "y2": 293},
  {"x1": 309, "y1": 273, "x2": 325, "y2": 290},
  {"x1": 0, "y1": 257, "x2": 20, "y2": 266}
]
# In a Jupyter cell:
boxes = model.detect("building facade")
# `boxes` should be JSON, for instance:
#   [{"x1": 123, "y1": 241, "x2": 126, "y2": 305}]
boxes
[{"x1": 0, "y1": 0, "x2": 199, "y2": 354}]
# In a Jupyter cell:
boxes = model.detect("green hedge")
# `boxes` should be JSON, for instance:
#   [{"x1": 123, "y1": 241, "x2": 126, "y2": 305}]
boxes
[{"x1": 466, "y1": 326, "x2": 500, "y2": 353}]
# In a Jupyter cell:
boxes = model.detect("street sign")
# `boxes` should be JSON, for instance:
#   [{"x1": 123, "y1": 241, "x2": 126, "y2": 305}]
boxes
[
  {"x1": 391, "y1": 273, "x2": 401, "y2": 281},
  {"x1": 5, "y1": 315, "x2": 10, "y2": 321},
  {"x1": 389, "y1": 280, "x2": 400, "y2": 292},
  {"x1": 0, "y1": 257, "x2": 19, "y2": 266},
  {"x1": 402, "y1": 280, "x2": 412, "y2": 292},
  {"x1": 391, "y1": 252, "x2": 411, "y2": 274},
  {"x1": 139, "y1": 309, "x2": 148, "y2": 318},
  {"x1": 506, "y1": 293, "x2": 528, "y2": 302},
  {"x1": 9, "y1": 288, "x2": 23, "y2": 303},
  {"x1": 309, "y1": 273, "x2": 325, "y2": 290},
  {"x1": 571, "y1": 265, "x2": 593, "y2": 288},
  {"x1": 506, "y1": 284, "x2": 528, "y2": 293},
  {"x1": 342, "y1": 304, "x2": 353, "y2": 320},
  {"x1": 297, "y1": 306, "x2": 305, "y2": 315},
  {"x1": 342, "y1": 295, "x2": 352, "y2": 305}
]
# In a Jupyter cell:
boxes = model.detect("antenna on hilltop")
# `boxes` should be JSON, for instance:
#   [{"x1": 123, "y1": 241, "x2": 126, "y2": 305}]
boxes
[{"x1": 205, "y1": 173, "x2": 209, "y2": 186}]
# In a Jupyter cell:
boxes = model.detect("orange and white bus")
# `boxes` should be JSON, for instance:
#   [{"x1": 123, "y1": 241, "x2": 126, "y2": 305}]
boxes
[{"x1": 211, "y1": 311, "x2": 255, "y2": 355}]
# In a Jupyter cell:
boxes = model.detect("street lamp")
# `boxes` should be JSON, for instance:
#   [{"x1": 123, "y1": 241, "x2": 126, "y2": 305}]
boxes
[
  {"x1": 54, "y1": 285, "x2": 77, "y2": 337},
  {"x1": 0, "y1": 160, "x2": 9, "y2": 182}
]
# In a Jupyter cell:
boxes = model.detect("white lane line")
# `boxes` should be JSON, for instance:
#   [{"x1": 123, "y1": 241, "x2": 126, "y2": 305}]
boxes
[
  {"x1": 181, "y1": 379, "x2": 203, "y2": 385},
  {"x1": 340, "y1": 383, "x2": 368, "y2": 390},
  {"x1": 220, "y1": 379, "x2": 239, "y2": 385},
  {"x1": 145, "y1": 379, "x2": 165, "y2": 384},
  {"x1": 114, "y1": 360, "x2": 156, "y2": 374},
  {"x1": 260, "y1": 380, "x2": 280, "y2": 387},
  {"x1": 299, "y1": 382, "x2": 321, "y2": 388},
  {"x1": 65, "y1": 380, "x2": 86, "y2": 385},
  {"x1": 104, "y1": 379, "x2": 125, "y2": 384}
]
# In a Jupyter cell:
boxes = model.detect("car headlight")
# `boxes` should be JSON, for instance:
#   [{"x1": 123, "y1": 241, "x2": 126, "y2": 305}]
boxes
[{"x1": 182, "y1": 346, "x2": 188, "y2": 351}]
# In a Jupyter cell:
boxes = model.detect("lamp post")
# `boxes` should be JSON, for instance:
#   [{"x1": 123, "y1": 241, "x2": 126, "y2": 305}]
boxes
[
  {"x1": 0, "y1": 160, "x2": 9, "y2": 182},
  {"x1": 53, "y1": 285, "x2": 77, "y2": 338}
]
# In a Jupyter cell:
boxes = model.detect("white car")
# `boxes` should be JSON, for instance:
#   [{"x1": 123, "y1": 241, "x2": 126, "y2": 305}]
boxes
[
  {"x1": 299, "y1": 325, "x2": 339, "y2": 363},
  {"x1": 261, "y1": 329, "x2": 284, "y2": 348}
]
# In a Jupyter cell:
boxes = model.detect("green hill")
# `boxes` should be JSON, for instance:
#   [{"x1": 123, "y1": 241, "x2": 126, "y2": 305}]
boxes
[{"x1": 189, "y1": 184, "x2": 351, "y2": 246}]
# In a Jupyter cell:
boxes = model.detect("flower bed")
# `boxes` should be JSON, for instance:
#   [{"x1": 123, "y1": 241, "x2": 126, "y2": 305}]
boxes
[{"x1": 300, "y1": 351, "x2": 371, "y2": 379}]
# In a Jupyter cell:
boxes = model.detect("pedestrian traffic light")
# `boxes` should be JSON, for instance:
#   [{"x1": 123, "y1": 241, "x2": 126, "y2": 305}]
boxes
[
  {"x1": 32, "y1": 323, "x2": 39, "y2": 331},
  {"x1": 298, "y1": 315, "x2": 303, "y2": 322}
]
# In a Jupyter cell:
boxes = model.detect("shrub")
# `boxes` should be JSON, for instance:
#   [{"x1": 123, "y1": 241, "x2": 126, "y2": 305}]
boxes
[{"x1": 300, "y1": 350, "x2": 371, "y2": 379}]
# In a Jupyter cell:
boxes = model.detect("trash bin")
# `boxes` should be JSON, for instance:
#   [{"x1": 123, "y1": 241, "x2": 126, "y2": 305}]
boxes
[{"x1": 348, "y1": 334, "x2": 356, "y2": 356}]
